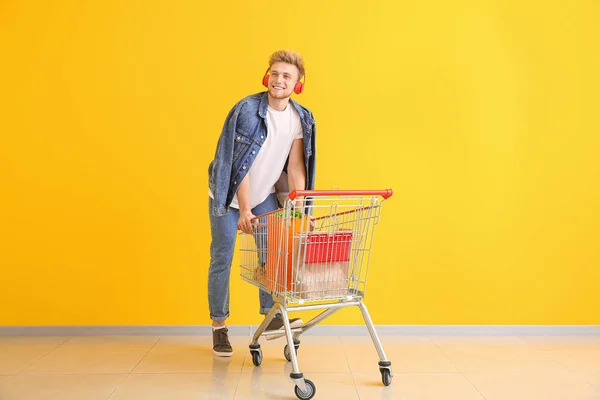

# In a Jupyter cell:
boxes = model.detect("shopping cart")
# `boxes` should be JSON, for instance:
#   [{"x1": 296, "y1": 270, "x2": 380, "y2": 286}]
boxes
[{"x1": 239, "y1": 189, "x2": 394, "y2": 399}]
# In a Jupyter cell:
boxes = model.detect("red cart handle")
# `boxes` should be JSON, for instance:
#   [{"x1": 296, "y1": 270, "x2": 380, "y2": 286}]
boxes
[{"x1": 289, "y1": 189, "x2": 393, "y2": 200}]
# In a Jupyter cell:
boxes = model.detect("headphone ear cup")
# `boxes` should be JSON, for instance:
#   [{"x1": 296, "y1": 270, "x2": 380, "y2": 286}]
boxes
[
  {"x1": 294, "y1": 81, "x2": 304, "y2": 94},
  {"x1": 262, "y1": 74, "x2": 269, "y2": 88}
]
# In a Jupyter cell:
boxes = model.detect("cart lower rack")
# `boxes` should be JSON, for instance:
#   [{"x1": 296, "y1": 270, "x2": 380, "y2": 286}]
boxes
[{"x1": 239, "y1": 189, "x2": 394, "y2": 399}]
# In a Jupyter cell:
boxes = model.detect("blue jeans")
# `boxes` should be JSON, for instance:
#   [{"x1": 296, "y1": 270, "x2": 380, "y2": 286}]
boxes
[{"x1": 208, "y1": 193, "x2": 278, "y2": 322}]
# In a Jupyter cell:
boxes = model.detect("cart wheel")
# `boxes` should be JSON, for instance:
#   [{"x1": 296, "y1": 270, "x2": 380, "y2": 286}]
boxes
[
  {"x1": 251, "y1": 350, "x2": 262, "y2": 366},
  {"x1": 294, "y1": 379, "x2": 316, "y2": 400},
  {"x1": 380, "y1": 369, "x2": 392, "y2": 386},
  {"x1": 284, "y1": 344, "x2": 299, "y2": 362}
]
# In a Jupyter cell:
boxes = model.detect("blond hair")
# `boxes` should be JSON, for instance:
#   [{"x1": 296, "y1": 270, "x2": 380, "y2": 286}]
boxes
[{"x1": 269, "y1": 50, "x2": 305, "y2": 80}]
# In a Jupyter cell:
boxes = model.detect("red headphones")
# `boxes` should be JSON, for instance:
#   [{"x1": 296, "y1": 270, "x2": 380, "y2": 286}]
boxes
[{"x1": 262, "y1": 67, "x2": 305, "y2": 95}]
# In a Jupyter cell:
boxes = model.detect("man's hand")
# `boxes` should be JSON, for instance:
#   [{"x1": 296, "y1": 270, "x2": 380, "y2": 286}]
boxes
[{"x1": 238, "y1": 210, "x2": 256, "y2": 234}]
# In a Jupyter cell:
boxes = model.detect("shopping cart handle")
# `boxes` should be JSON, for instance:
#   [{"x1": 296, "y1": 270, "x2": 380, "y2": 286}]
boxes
[{"x1": 289, "y1": 189, "x2": 393, "y2": 200}]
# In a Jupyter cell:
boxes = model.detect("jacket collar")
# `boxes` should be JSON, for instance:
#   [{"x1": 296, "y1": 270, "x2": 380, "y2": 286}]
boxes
[{"x1": 258, "y1": 91, "x2": 314, "y2": 125}]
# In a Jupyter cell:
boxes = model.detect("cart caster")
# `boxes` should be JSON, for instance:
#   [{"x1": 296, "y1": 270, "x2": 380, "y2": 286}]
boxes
[
  {"x1": 294, "y1": 379, "x2": 316, "y2": 400},
  {"x1": 284, "y1": 342, "x2": 300, "y2": 362},
  {"x1": 249, "y1": 344, "x2": 262, "y2": 367},
  {"x1": 251, "y1": 350, "x2": 262, "y2": 366},
  {"x1": 380, "y1": 368, "x2": 392, "y2": 386}
]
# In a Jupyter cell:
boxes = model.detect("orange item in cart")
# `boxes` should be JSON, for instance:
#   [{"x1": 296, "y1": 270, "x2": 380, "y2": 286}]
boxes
[{"x1": 265, "y1": 213, "x2": 308, "y2": 293}]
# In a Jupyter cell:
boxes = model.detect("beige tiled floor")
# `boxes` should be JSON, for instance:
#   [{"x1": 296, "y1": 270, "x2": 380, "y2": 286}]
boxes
[{"x1": 1, "y1": 334, "x2": 600, "y2": 399}]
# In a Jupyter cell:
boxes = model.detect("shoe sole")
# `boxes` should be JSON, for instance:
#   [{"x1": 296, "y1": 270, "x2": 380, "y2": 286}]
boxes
[
  {"x1": 213, "y1": 350, "x2": 234, "y2": 357},
  {"x1": 265, "y1": 319, "x2": 303, "y2": 340}
]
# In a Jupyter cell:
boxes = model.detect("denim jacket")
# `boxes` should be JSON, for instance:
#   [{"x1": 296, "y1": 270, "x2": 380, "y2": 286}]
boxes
[{"x1": 208, "y1": 91, "x2": 316, "y2": 216}]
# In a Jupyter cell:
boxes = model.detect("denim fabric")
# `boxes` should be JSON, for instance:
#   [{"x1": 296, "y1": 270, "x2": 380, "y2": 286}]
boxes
[
  {"x1": 208, "y1": 91, "x2": 316, "y2": 217},
  {"x1": 208, "y1": 193, "x2": 279, "y2": 322}
]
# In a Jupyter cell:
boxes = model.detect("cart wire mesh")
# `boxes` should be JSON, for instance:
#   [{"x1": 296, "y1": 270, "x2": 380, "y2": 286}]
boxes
[{"x1": 240, "y1": 194, "x2": 385, "y2": 305}]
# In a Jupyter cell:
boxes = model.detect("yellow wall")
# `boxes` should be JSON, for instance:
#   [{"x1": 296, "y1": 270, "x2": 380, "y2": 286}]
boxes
[{"x1": 1, "y1": 0, "x2": 599, "y2": 326}]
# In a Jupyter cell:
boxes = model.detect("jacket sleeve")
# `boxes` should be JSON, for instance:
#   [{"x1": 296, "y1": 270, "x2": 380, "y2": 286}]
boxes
[{"x1": 209, "y1": 102, "x2": 242, "y2": 216}]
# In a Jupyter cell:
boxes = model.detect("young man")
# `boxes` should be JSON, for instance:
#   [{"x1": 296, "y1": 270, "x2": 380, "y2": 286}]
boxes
[{"x1": 207, "y1": 50, "x2": 317, "y2": 357}]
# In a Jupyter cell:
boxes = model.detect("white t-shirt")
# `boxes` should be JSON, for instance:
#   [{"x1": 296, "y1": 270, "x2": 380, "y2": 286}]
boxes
[{"x1": 210, "y1": 103, "x2": 303, "y2": 209}]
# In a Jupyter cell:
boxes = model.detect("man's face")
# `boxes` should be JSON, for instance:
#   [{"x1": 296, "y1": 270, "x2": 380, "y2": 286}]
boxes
[{"x1": 267, "y1": 62, "x2": 300, "y2": 100}]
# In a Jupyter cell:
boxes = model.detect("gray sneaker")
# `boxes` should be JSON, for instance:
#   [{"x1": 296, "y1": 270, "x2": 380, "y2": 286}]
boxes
[
  {"x1": 265, "y1": 314, "x2": 303, "y2": 340},
  {"x1": 212, "y1": 327, "x2": 233, "y2": 357}
]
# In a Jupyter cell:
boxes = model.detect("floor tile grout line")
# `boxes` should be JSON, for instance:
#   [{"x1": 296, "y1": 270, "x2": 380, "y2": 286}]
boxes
[
  {"x1": 431, "y1": 338, "x2": 488, "y2": 400},
  {"x1": 232, "y1": 335, "x2": 249, "y2": 399},
  {"x1": 105, "y1": 335, "x2": 162, "y2": 400},
  {"x1": 463, "y1": 374, "x2": 489, "y2": 400},
  {"x1": 0, "y1": 374, "x2": 17, "y2": 388},
  {"x1": 231, "y1": 375, "x2": 240, "y2": 400},
  {"x1": 14, "y1": 372, "x2": 134, "y2": 376},
  {"x1": 16, "y1": 336, "x2": 72, "y2": 376},
  {"x1": 337, "y1": 335, "x2": 361, "y2": 399},
  {"x1": 104, "y1": 374, "x2": 129, "y2": 400},
  {"x1": 537, "y1": 349, "x2": 575, "y2": 373},
  {"x1": 515, "y1": 335, "x2": 534, "y2": 346},
  {"x1": 586, "y1": 380, "x2": 600, "y2": 392},
  {"x1": 126, "y1": 335, "x2": 162, "y2": 374},
  {"x1": 9, "y1": 370, "x2": 470, "y2": 376},
  {"x1": 231, "y1": 369, "x2": 243, "y2": 400},
  {"x1": 430, "y1": 338, "x2": 462, "y2": 373}
]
